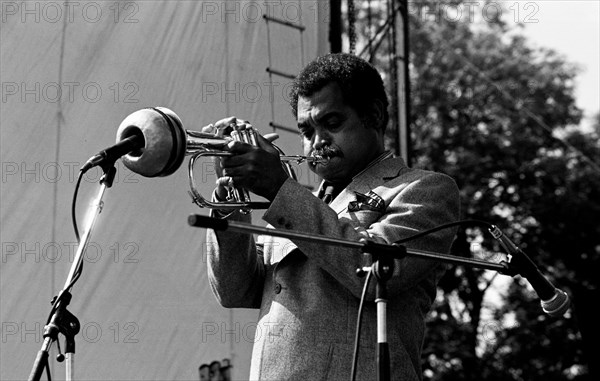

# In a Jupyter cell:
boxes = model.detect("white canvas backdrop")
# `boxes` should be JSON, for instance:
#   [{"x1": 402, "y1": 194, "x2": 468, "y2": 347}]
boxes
[{"x1": 0, "y1": 1, "x2": 326, "y2": 379}]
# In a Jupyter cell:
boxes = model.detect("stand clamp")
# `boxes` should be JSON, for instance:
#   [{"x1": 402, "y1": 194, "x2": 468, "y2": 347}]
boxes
[{"x1": 28, "y1": 291, "x2": 81, "y2": 381}]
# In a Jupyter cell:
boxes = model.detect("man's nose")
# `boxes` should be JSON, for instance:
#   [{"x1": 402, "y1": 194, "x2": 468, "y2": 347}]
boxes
[{"x1": 312, "y1": 130, "x2": 331, "y2": 151}]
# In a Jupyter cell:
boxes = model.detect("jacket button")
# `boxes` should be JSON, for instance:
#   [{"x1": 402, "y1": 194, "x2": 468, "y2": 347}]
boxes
[
  {"x1": 284, "y1": 223, "x2": 292, "y2": 229},
  {"x1": 274, "y1": 283, "x2": 282, "y2": 294},
  {"x1": 277, "y1": 217, "x2": 286, "y2": 225}
]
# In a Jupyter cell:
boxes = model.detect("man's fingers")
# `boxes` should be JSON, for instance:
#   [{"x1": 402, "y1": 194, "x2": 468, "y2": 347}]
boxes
[
  {"x1": 201, "y1": 123, "x2": 215, "y2": 133},
  {"x1": 225, "y1": 140, "x2": 253, "y2": 154},
  {"x1": 211, "y1": 116, "x2": 240, "y2": 137},
  {"x1": 216, "y1": 176, "x2": 233, "y2": 188},
  {"x1": 254, "y1": 132, "x2": 280, "y2": 155},
  {"x1": 214, "y1": 116, "x2": 237, "y2": 129}
]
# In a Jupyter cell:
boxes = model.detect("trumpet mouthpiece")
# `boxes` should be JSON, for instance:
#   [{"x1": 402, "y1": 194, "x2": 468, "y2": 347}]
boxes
[{"x1": 309, "y1": 155, "x2": 330, "y2": 165}]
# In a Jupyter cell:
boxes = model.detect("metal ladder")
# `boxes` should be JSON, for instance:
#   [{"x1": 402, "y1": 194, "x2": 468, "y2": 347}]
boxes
[{"x1": 263, "y1": 3, "x2": 306, "y2": 134}]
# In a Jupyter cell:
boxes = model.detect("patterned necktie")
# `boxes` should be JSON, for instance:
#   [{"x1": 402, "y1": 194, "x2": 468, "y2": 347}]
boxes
[
  {"x1": 321, "y1": 182, "x2": 335, "y2": 204},
  {"x1": 321, "y1": 181, "x2": 349, "y2": 204}
]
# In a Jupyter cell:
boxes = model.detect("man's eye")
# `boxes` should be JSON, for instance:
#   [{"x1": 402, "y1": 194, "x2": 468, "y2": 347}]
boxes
[
  {"x1": 325, "y1": 121, "x2": 342, "y2": 130},
  {"x1": 300, "y1": 128, "x2": 313, "y2": 137}
]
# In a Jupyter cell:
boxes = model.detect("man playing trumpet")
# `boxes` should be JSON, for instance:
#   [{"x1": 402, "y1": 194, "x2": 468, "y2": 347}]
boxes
[{"x1": 204, "y1": 53, "x2": 460, "y2": 380}]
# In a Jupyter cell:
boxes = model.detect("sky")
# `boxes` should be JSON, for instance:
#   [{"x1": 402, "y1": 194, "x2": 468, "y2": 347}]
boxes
[{"x1": 513, "y1": 0, "x2": 599, "y2": 128}]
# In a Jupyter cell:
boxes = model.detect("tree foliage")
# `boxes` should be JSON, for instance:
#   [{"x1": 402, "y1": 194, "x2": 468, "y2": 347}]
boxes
[{"x1": 353, "y1": 0, "x2": 599, "y2": 379}]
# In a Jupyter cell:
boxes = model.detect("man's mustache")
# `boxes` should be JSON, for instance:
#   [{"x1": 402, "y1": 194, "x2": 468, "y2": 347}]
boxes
[{"x1": 312, "y1": 146, "x2": 343, "y2": 159}]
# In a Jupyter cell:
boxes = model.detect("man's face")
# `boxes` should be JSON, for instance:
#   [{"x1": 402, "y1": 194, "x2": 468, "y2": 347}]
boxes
[{"x1": 297, "y1": 82, "x2": 384, "y2": 183}]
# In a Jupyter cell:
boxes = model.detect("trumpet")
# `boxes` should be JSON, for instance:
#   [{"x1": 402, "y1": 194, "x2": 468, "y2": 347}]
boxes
[{"x1": 116, "y1": 107, "x2": 327, "y2": 211}]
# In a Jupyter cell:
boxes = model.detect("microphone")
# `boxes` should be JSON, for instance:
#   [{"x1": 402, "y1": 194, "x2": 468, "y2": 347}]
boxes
[
  {"x1": 81, "y1": 133, "x2": 145, "y2": 172},
  {"x1": 112, "y1": 107, "x2": 187, "y2": 177},
  {"x1": 489, "y1": 226, "x2": 570, "y2": 317}
]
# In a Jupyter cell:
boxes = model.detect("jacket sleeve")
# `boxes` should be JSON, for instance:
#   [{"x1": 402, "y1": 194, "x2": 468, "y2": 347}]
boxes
[
  {"x1": 262, "y1": 172, "x2": 460, "y2": 301},
  {"x1": 206, "y1": 208, "x2": 265, "y2": 309}
]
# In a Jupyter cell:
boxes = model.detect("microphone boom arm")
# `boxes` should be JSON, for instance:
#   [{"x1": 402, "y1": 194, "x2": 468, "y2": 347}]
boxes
[
  {"x1": 187, "y1": 214, "x2": 508, "y2": 272},
  {"x1": 189, "y1": 215, "x2": 570, "y2": 316}
]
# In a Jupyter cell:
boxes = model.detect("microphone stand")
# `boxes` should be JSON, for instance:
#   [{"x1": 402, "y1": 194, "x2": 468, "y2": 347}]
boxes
[
  {"x1": 188, "y1": 215, "x2": 508, "y2": 381},
  {"x1": 28, "y1": 163, "x2": 117, "y2": 381},
  {"x1": 367, "y1": 243, "x2": 399, "y2": 381}
]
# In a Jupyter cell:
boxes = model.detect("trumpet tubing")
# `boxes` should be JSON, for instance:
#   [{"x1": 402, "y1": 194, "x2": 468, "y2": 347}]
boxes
[
  {"x1": 116, "y1": 107, "x2": 325, "y2": 210},
  {"x1": 184, "y1": 129, "x2": 328, "y2": 164}
]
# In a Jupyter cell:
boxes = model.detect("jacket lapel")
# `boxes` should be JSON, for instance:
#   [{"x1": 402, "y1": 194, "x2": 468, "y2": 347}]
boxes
[
  {"x1": 328, "y1": 156, "x2": 408, "y2": 215},
  {"x1": 266, "y1": 157, "x2": 408, "y2": 265}
]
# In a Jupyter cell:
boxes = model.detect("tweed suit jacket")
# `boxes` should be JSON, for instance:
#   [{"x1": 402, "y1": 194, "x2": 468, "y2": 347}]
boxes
[{"x1": 206, "y1": 156, "x2": 460, "y2": 380}]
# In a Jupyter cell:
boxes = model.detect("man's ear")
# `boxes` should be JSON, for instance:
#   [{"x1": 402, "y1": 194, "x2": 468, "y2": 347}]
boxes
[{"x1": 368, "y1": 99, "x2": 386, "y2": 130}]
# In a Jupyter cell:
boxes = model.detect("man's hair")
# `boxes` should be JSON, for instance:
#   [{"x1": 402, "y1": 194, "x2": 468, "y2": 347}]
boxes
[{"x1": 289, "y1": 53, "x2": 389, "y2": 132}]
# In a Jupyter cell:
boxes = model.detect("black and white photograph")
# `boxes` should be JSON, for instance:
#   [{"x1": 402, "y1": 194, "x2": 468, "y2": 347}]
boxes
[{"x1": 1, "y1": 1, "x2": 598, "y2": 380}]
